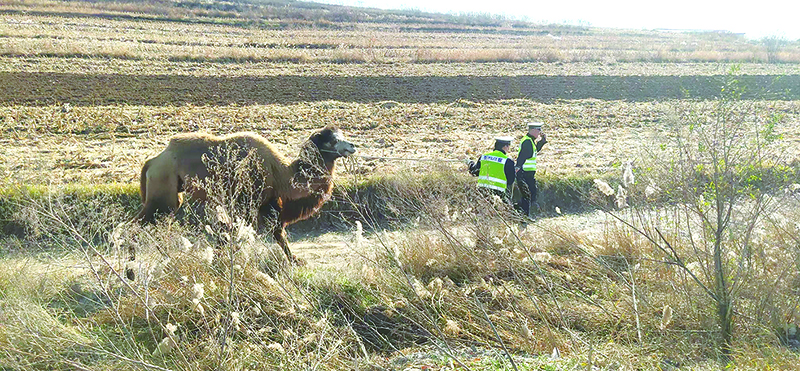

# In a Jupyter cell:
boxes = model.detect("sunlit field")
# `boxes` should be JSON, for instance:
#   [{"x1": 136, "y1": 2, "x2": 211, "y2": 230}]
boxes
[{"x1": 2, "y1": 0, "x2": 800, "y2": 369}]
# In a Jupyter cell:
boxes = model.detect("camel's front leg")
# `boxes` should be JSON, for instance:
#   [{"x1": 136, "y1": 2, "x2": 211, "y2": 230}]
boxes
[
  {"x1": 272, "y1": 224, "x2": 293, "y2": 263},
  {"x1": 272, "y1": 223, "x2": 304, "y2": 265},
  {"x1": 259, "y1": 199, "x2": 303, "y2": 265}
]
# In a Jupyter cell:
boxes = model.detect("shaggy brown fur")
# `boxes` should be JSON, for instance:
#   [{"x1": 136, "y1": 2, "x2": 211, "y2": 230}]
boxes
[{"x1": 129, "y1": 127, "x2": 355, "y2": 279}]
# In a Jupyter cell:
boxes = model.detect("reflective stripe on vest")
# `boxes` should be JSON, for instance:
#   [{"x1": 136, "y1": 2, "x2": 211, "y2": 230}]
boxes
[
  {"x1": 477, "y1": 150, "x2": 508, "y2": 191},
  {"x1": 519, "y1": 135, "x2": 537, "y2": 171}
]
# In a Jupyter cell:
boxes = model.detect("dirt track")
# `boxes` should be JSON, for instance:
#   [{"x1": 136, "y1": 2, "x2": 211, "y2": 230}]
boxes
[{"x1": 288, "y1": 208, "x2": 615, "y2": 269}]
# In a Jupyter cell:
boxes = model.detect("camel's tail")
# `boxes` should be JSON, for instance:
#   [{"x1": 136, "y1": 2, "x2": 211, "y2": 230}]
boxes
[
  {"x1": 129, "y1": 158, "x2": 153, "y2": 280},
  {"x1": 135, "y1": 159, "x2": 152, "y2": 220}
]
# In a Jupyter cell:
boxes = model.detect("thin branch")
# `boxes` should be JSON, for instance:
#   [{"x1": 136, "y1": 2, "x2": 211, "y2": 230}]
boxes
[{"x1": 474, "y1": 293, "x2": 519, "y2": 371}]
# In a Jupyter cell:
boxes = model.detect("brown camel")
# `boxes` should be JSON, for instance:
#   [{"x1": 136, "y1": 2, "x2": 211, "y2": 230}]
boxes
[{"x1": 129, "y1": 126, "x2": 355, "y2": 279}]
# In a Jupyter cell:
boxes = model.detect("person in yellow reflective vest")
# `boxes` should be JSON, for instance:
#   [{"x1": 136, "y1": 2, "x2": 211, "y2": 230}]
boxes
[
  {"x1": 468, "y1": 136, "x2": 516, "y2": 202},
  {"x1": 516, "y1": 122, "x2": 548, "y2": 218}
]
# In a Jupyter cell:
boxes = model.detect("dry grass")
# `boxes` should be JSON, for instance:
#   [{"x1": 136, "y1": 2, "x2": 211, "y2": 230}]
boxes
[
  {"x1": 2, "y1": 11, "x2": 798, "y2": 65},
  {"x1": 2, "y1": 100, "x2": 798, "y2": 187},
  {"x1": 2, "y1": 160, "x2": 800, "y2": 369},
  {"x1": 5, "y1": 56, "x2": 800, "y2": 77}
]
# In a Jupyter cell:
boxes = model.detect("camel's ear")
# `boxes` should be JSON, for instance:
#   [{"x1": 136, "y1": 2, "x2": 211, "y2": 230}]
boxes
[
  {"x1": 308, "y1": 130, "x2": 322, "y2": 146},
  {"x1": 309, "y1": 127, "x2": 336, "y2": 146},
  {"x1": 308, "y1": 127, "x2": 327, "y2": 140}
]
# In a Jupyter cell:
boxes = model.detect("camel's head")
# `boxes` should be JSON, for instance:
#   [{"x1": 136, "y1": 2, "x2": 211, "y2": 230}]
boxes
[{"x1": 310, "y1": 126, "x2": 356, "y2": 159}]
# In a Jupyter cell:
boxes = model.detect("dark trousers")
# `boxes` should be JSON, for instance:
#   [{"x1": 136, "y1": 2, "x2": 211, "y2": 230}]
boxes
[{"x1": 517, "y1": 171, "x2": 537, "y2": 216}]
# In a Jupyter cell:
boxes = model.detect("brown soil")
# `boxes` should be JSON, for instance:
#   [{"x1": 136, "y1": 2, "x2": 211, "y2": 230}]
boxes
[{"x1": 2, "y1": 72, "x2": 799, "y2": 106}]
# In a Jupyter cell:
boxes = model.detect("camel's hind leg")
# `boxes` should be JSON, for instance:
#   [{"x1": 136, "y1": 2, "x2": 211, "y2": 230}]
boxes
[
  {"x1": 129, "y1": 168, "x2": 180, "y2": 280},
  {"x1": 138, "y1": 170, "x2": 181, "y2": 223},
  {"x1": 126, "y1": 244, "x2": 137, "y2": 280}
]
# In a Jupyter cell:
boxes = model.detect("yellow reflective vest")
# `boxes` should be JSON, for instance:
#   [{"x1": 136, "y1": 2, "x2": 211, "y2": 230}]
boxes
[
  {"x1": 519, "y1": 135, "x2": 537, "y2": 172},
  {"x1": 477, "y1": 150, "x2": 509, "y2": 192}
]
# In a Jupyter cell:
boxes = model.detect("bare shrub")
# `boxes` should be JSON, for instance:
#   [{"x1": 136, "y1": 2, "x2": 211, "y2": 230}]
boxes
[{"x1": 608, "y1": 66, "x2": 799, "y2": 358}]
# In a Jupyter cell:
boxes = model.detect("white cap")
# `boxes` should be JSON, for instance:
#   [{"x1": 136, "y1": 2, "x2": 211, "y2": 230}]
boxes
[
  {"x1": 494, "y1": 136, "x2": 513, "y2": 145},
  {"x1": 527, "y1": 122, "x2": 543, "y2": 130}
]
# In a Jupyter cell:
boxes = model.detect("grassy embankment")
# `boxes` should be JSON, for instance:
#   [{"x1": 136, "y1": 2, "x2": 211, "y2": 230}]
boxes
[{"x1": 0, "y1": 171, "x2": 599, "y2": 236}]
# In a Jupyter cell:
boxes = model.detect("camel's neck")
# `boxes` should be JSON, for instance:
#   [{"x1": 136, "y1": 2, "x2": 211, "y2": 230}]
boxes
[
  {"x1": 286, "y1": 144, "x2": 336, "y2": 199},
  {"x1": 294, "y1": 143, "x2": 337, "y2": 176},
  {"x1": 290, "y1": 158, "x2": 335, "y2": 182}
]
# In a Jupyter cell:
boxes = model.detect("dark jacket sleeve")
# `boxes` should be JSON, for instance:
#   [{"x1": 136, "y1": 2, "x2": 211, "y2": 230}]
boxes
[
  {"x1": 505, "y1": 159, "x2": 516, "y2": 189},
  {"x1": 468, "y1": 158, "x2": 481, "y2": 176},
  {"x1": 535, "y1": 136, "x2": 547, "y2": 152},
  {"x1": 516, "y1": 139, "x2": 533, "y2": 170}
]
